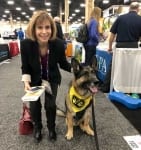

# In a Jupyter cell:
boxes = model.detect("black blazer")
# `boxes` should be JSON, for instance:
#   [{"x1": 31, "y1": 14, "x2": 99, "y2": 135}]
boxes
[{"x1": 20, "y1": 38, "x2": 71, "y2": 86}]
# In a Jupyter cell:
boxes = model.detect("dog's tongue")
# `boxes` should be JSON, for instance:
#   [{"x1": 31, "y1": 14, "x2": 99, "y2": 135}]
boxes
[{"x1": 89, "y1": 87, "x2": 98, "y2": 94}]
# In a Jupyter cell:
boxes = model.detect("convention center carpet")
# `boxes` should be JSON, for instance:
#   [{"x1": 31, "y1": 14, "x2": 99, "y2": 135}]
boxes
[{"x1": 0, "y1": 55, "x2": 139, "y2": 150}]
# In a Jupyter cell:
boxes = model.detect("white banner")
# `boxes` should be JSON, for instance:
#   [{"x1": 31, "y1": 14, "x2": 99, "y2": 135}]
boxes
[{"x1": 112, "y1": 48, "x2": 141, "y2": 93}]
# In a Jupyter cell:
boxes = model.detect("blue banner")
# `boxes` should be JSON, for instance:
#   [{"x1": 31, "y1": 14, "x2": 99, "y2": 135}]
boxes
[{"x1": 96, "y1": 49, "x2": 112, "y2": 82}]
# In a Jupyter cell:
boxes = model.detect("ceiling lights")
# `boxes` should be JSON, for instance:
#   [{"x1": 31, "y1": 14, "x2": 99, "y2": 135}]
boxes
[
  {"x1": 103, "y1": 0, "x2": 109, "y2": 4},
  {"x1": 7, "y1": 0, "x2": 14, "y2": 5}
]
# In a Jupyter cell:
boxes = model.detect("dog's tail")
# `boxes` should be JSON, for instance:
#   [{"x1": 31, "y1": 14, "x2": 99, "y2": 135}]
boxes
[{"x1": 56, "y1": 107, "x2": 66, "y2": 117}]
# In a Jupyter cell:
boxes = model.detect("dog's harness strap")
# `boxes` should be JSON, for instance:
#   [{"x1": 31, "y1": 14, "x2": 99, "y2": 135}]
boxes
[{"x1": 75, "y1": 100, "x2": 92, "y2": 121}]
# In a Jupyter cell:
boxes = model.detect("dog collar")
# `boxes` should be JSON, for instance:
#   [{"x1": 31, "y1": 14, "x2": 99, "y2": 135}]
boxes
[{"x1": 69, "y1": 86, "x2": 92, "y2": 113}]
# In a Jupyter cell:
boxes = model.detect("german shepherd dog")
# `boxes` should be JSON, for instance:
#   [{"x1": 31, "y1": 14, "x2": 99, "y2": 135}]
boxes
[{"x1": 65, "y1": 56, "x2": 98, "y2": 140}]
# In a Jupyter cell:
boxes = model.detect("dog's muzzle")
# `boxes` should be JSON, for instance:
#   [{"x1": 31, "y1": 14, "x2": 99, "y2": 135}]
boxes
[
  {"x1": 89, "y1": 86, "x2": 98, "y2": 94},
  {"x1": 87, "y1": 82, "x2": 98, "y2": 94}
]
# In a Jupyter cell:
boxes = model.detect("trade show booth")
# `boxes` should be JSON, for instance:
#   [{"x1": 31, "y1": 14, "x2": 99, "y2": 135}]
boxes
[
  {"x1": 108, "y1": 47, "x2": 141, "y2": 109},
  {"x1": 0, "y1": 43, "x2": 10, "y2": 62},
  {"x1": 92, "y1": 45, "x2": 141, "y2": 110},
  {"x1": 0, "y1": 39, "x2": 20, "y2": 62}
]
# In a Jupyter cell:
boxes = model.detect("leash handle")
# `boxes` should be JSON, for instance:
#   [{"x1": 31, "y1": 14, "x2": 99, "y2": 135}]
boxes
[{"x1": 92, "y1": 97, "x2": 100, "y2": 150}]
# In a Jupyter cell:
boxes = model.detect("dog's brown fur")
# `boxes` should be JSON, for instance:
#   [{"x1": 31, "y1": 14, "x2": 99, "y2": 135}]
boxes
[{"x1": 65, "y1": 57, "x2": 98, "y2": 140}]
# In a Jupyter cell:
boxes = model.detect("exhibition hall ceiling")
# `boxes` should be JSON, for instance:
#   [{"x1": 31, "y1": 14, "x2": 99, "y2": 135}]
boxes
[{"x1": 0, "y1": 0, "x2": 126, "y2": 23}]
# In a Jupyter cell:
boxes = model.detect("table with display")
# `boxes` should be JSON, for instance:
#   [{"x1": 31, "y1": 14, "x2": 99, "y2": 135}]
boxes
[
  {"x1": 96, "y1": 48, "x2": 141, "y2": 109},
  {"x1": 0, "y1": 40, "x2": 20, "y2": 62},
  {"x1": 0, "y1": 43, "x2": 11, "y2": 62}
]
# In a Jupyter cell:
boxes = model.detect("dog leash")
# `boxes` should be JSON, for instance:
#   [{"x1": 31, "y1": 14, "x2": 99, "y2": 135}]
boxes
[{"x1": 92, "y1": 97, "x2": 100, "y2": 150}]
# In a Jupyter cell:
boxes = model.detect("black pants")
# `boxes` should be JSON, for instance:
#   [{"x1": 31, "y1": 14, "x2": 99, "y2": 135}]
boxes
[
  {"x1": 30, "y1": 83, "x2": 58, "y2": 131},
  {"x1": 84, "y1": 45, "x2": 96, "y2": 66}
]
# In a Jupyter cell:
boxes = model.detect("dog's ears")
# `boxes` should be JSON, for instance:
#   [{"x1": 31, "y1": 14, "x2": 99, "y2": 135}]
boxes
[
  {"x1": 71, "y1": 57, "x2": 81, "y2": 73},
  {"x1": 89, "y1": 56, "x2": 98, "y2": 70}
]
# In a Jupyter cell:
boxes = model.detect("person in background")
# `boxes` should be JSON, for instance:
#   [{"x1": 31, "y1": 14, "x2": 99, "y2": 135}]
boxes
[
  {"x1": 104, "y1": 2, "x2": 141, "y2": 94},
  {"x1": 18, "y1": 27, "x2": 24, "y2": 40},
  {"x1": 84, "y1": 7, "x2": 101, "y2": 66},
  {"x1": 14, "y1": 29, "x2": 18, "y2": 39},
  {"x1": 54, "y1": 16, "x2": 64, "y2": 40},
  {"x1": 108, "y1": 1, "x2": 141, "y2": 51},
  {"x1": 54, "y1": 16, "x2": 67, "y2": 49},
  {"x1": 20, "y1": 10, "x2": 71, "y2": 143}
]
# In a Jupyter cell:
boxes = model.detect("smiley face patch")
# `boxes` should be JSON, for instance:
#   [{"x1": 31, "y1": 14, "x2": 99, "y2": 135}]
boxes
[{"x1": 72, "y1": 95, "x2": 85, "y2": 108}]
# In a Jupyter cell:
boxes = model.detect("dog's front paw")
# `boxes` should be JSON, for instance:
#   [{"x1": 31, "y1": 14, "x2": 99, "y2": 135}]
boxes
[
  {"x1": 85, "y1": 127, "x2": 94, "y2": 136},
  {"x1": 80, "y1": 124, "x2": 94, "y2": 136},
  {"x1": 65, "y1": 132, "x2": 73, "y2": 140},
  {"x1": 88, "y1": 129, "x2": 94, "y2": 136}
]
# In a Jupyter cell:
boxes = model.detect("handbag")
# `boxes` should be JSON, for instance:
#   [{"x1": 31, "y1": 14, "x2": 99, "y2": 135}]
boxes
[{"x1": 19, "y1": 103, "x2": 33, "y2": 135}]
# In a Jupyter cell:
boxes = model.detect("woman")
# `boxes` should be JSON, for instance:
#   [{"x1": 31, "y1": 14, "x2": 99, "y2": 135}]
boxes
[
  {"x1": 20, "y1": 10, "x2": 71, "y2": 143},
  {"x1": 84, "y1": 7, "x2": 101, "y2": 65}
]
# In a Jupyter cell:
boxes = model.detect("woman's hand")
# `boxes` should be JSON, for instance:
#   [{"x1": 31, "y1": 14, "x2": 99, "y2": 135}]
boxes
[{"x1": 24, "y1": 81, "x2": 31, "y2": 92}]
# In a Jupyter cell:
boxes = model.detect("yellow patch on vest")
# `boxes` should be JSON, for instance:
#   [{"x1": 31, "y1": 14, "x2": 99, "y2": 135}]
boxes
[{"x1": 69, "y1": 86, "x2": 92, "y2": 112}]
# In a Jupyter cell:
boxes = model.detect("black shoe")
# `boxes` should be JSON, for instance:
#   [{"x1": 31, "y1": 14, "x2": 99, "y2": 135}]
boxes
[
  {"x1": 33, "y1": 130, "x2": 42, "y2": 143},
  {"x1": 48, "y1": 130, "x2": 57, "y2": 141}
]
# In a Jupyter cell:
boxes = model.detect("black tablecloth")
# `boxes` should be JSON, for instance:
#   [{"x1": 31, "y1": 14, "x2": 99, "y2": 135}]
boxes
[{"x1": 0, "y1": 44, "x2": 10, "y2": 62}]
